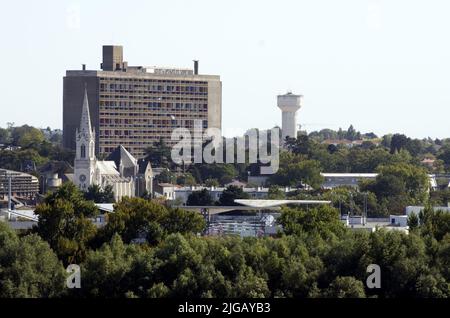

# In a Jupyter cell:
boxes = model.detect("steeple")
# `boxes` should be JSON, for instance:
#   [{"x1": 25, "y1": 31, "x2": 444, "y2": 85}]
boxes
[
  {"x1": 79, "y1": 86, "x2": 94, "y2": 136},
  {"x1": 74, "y1": 85, "x2": 97, "y2": 190}
]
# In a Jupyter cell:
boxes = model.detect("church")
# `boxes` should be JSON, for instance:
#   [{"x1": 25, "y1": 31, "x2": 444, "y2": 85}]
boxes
[{"x1": 73, "y1": 88, "x2": 153, "y2": 202}]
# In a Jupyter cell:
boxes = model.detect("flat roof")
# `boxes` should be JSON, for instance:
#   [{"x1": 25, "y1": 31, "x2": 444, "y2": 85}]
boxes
[
  {"x1": 234, "y1": 199, "x2": 332, "y2": 208},
  {"x1": 321, "y1": 173, "x2": 378, "y2": 178},
  {"x1": 65, "y1": 70, "x2": 220, "y2": 80}
]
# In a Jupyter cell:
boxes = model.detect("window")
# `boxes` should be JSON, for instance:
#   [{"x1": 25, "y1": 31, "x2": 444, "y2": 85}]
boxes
[{"x1": 81, "y1": 144, "x2": 86, "y2": 158}]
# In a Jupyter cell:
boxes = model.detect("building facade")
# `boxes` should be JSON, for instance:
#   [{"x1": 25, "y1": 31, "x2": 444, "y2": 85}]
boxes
[
  {"x1": 0, "y1": 168, "x2": 39, "y2": 199},
  {"x1": 63, "y1": 45, "x2": 222, "y2": 158}
]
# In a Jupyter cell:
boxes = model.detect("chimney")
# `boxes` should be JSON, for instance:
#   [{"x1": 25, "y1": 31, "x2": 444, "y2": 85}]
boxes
[
  {"x1": 82, "y1": 64, "x2": 86, "y2": 71},
  {"x1": 193, "y1": 60, "x2": 199, "y2": 75}
]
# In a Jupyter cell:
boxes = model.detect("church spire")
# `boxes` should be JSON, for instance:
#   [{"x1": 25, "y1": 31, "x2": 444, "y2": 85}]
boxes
[{"x1": 79, "y1": 85, "x2": 93, "y2": 136}]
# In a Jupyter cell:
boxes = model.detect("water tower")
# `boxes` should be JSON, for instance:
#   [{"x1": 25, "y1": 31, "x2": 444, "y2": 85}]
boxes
[{"x1": 277, "y1": 91, "x2": 303, "y2": 141}]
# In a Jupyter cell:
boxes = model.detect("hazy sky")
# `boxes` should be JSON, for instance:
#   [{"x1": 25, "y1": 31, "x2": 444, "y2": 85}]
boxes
[{"x1": 1, "y1": 0, "x2": 449, "y2": 139}]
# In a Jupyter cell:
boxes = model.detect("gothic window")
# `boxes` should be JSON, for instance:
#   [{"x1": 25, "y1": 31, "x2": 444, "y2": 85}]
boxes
[{"x1": 81, "y1": 144, "x2": 86, "y2": 158}]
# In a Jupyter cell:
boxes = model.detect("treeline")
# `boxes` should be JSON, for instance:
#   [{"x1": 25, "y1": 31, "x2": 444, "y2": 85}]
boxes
[
  {"x1": 0, "y1": 183, "x2": 449, "y2": 298},
  {"x1": 2, "y1": 123, "x2": 450, "y2": 186},
  {"x1": 145, "y1": 129, "x2": 450, "y2": 189},
  {"x1": 0, "y1": 125, "x2": 74, "y2": 172}
]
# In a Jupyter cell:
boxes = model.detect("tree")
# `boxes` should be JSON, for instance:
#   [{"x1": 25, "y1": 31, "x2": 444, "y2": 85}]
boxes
[
  {"x1": 33, "y1": 182, "x2": 98, "y2": 265},
  {"x1": 278, "y1": 205, "x2": 346, "y2": 239},
  {"x1": 218, "y1": 185, "x2": 250, "y2": 206},
  {"x1": 205, "y1": 178, "x2": 220, "y2": 187},
  {"x1": 155, "y1": 170, "x2": 176, "y2": 184},
  {"x1": 407, "y1": 213, "x2": 419, "y2": 230},
  {"x1": 0, "y1": 223, "x2": 66, "y2": 298},
  {"x1": 361, "y1": 163, "x2": 430, "y2": 213},
  {"x1": 84, "y1": 184, "x2": 115, "y2": 203},
  {"x1": 161, "y1": 207, "x2": 206, "y2": 235},
  {"x1": 267, "y1": 186, "x2": 285, "y2": 199},
  {"x1": 77, "y1": 234, "x2": 148, "y2": 298},
  {"x1": 187, "y1": 189, "x2": 214, "y2": 206},
  {"x1": 419, "y1": 206, "x2": 450, "y2": 241},
  {"x1": 11, "y1": 125, "x2": 45, "y2": 148},
  {"x1": 197, "y1": 163, "x2": 238, "y2": 185},
  {"x1": 177, "y1": 173, "x2": 196, "y2": 186},
  {"x1": 345, "y1": 125, "x2": 359, "y2": 141},
  {"x1": 390, "y1": 134, "x2": 410, "y2": 154},
  {"x1": 100, "y1": 197, "x2": 167, "y2": 245},
  {"x1": 269, "y1": 155, "x2": 324, "y2": 189},
  {"x1": 325, "y1": 276, "x2": 366, "y2": 298},
  {"x1": 144, "y1": 138, "x2": 172, "y2": 168},
  {"x1": 285, "y1": 135, "x2": 314, "y2": 155},
  {"x1": 437, "y1": 145, "x2": 450, "y2": 166},
  {"x1": 0, "y1": 128, "x2": 9, "y2": 144},
  {"x1": 364, "y1": 230, "x2": 428, "y2": 297},
  {"x1": 99, "y1": 197, "x2": 205, "y2": 245}
]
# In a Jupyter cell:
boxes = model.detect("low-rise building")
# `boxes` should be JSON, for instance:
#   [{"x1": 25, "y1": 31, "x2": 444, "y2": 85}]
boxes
[
  {"x1": 321, "y1": 173, "x2": 378, "y2": 189},
  {"x1": 405, "y1": 204, "x2": 450, "y2": 216},
  {"x1": 0, "y1": 168, "x2": 39, "y2": 200},
  {"x1": 341, "y1": 215, "x2": 409, "y2": 234},
  {"x1": 153, "y1": 185, "x2": 298, "y2": 205},
  {"x1": 322, "y1": 173, "x2": 438, "y2": 190}
]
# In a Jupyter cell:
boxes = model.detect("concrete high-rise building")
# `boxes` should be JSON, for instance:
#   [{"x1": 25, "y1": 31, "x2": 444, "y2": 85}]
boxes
[
  {"x1": 277, "y1": 92, "x2": 303, "y2": 141},
  {"x1": 63, "y1": 45, "x2": 222, "y2": 158}
]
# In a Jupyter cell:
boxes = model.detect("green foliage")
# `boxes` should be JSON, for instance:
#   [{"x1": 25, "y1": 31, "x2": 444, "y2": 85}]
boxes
[
  {"x1": 284, "y1": 135, "x2": 314, "y2": 156},
  {"x1": 99, "y1": 197, "x2": 205, "y2": 245},
  {"x1": 361, "y1": 163, "x2": 429, "y2": 214},
  {"x1": 0, "y1": 223, "x2": 66, "y2": 298},
  {"x1": 196, "y1": 163, "x2": 238, "y2": 185},
  {"x1": 218, "y1": 185, "x2": 250, "y2": 206},
  {"x1": 269, "y1": 152, "x2": 324, "y2": 189},
  {"x1": 11, "y1": 125, "x2": 45, "y2": 148},
  {"x1": 267, "y1": 186, "x2": 285, "y2": 199},
  {"x1": 419, "y1": 206, "x2": 450, "y2": 241},
  {"x1": 144, "y1": 138, "x2": 172, "y2": 168},
  {"x1": 161, "y1": 207, "x2": 206, "y2": 235},
  {"x1": 408, "y1": 213, "x2": 419, "y2": 230},
  {"x1": 187, "y1": 189, "x2": 214, "y2": 206},
  {"x1": 77, "y1": 234, "x2": 149, "y2": 297},
  {"x1": 176, "y1": 173, "x2": 196, "y2": 186},
  {"x1": 278, "y1": 205, "x2": 346, "y2": 239},
  {"x1": 325, "y1": 276, "x2": 366, "y2": 298},
  {"x1": 84, "y1": 184, "x2": 115, "y2": 203},
  {"x1": 33, "y1": 182, "x2": 98, "y2": 265},
  {"x1": 204, "y1": 178, "x2": 220, "y2": 187},
  {"x1": 155, "y1": 170, "x2": 176, "y2": 184}
]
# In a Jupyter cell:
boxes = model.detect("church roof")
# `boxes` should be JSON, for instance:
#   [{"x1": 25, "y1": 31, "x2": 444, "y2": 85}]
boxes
[
  {"x1": 106, "y1": 145, "x2": 137, "y2": 170},
  {"x1": 96, "y1": 161, "x2": 120, "y2": 176}
]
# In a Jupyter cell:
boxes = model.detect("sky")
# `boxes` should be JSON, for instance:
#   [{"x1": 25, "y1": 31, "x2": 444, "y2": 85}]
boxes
[{"x1": 0, "y1": 0, "x2": 449, "y2": 139}]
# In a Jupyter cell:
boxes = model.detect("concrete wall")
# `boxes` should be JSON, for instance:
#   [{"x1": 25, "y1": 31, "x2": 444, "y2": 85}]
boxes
[
  {"x1": 207, "y1": 79, "x2": 222, "y2": 131},
  {"x1": 62, "y1": 75, "x2": 100, "y2": 153}
]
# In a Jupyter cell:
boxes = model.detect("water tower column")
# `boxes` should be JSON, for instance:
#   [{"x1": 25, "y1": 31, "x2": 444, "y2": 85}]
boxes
[{"x1": 277, "y1": 92, "x2": 303, "y2": 141}]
